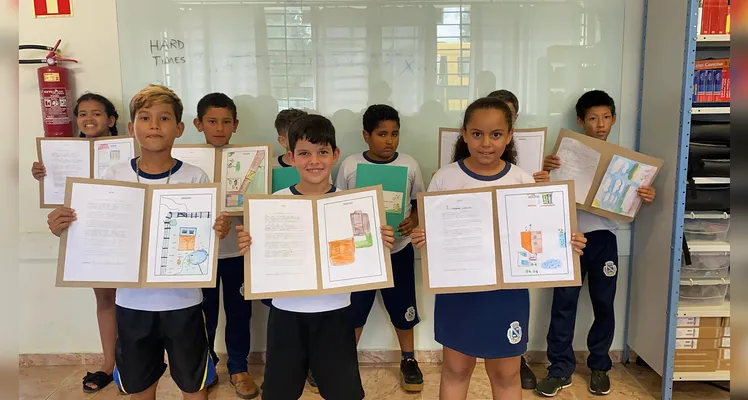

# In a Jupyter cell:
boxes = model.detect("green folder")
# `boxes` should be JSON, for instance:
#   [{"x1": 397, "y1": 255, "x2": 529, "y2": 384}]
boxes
[
  {"x1": 355, "y1": 163, "x2": 409, "y2": 233},
  {"x1": 271, "y1": 167, "x2": 300, "y2": 193}
]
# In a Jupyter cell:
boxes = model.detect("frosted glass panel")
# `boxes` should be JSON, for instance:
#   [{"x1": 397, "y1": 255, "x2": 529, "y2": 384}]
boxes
[{"x1": 116, "y1": 0, "x2": 625, "y2": 179}]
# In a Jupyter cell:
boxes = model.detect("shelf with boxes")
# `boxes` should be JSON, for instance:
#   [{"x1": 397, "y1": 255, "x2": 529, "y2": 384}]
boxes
[{"x1": 673, "y1": 316, "x2": 730, "y2": 379}]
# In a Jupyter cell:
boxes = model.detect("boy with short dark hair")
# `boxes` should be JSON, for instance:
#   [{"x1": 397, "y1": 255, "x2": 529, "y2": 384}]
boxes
[
  {"x1": 193, "y1": 92, "x2": 259, "y2": 399},
  {"x1": 46, "y1": 84, "x2": 232, "y2": 400},
  {"x1": 335, "y1": 104, "x2": 425, "y2": 392},
  {"x1": 272, "y1": 108, "x2": 308, "y2": 168},
  {"x1": 235, "y1": 114, "x2": 396, "y2": 400},
  {"x1": 534, "y1": 90, "x2": 656, "y2": 397}
]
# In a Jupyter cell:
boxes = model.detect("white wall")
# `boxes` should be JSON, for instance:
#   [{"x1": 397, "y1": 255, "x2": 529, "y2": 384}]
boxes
[{"x1": 19, "y1": 0, "x2": 644, "y2": 355}]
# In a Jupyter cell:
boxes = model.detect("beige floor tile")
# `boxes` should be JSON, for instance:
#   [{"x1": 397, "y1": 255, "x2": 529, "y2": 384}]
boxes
[
  {"x1": 360, "y1": 364, "x2": 422, "y2": 399},
  {"x1": 19, "y1": 366, "x2": 86, "y2": 400},
  {"x1": 566, "y1": 365, "x2": 653, "y2": 400},
  {"x1": 624, "y1": 363, "x2": 730, "y2": 400}
]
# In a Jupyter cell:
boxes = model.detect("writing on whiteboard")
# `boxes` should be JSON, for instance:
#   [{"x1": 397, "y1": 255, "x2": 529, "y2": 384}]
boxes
[{"x1": 149, "y1": 39, "x2": 186, "y2": 66}]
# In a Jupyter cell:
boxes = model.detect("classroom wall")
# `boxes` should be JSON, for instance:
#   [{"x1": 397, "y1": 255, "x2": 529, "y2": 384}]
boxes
[{"x1": 18, "y1": 0, "x2": 644, "y2": 356}]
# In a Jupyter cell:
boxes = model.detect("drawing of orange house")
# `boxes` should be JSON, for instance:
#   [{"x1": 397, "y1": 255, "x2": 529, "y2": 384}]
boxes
[
  {"x1": 178, "y1": 227, "x2": 197, "y2": 251},
  {"x1": 329, "y1": 237, "x2": 355, "y2": 266},
  {"x1": 520, "y1": 230, "x2": 543, "y2": 254}
]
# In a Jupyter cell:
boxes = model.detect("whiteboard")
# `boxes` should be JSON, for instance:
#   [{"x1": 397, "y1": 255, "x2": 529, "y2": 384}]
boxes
[{"x1": 115, "y1": 0, "x2": 626, "y2": 180}]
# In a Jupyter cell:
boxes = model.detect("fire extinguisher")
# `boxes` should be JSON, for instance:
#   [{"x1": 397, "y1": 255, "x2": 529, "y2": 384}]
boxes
[{"x1": 20, "y1": 39, "x2": 78, "y2": 137}]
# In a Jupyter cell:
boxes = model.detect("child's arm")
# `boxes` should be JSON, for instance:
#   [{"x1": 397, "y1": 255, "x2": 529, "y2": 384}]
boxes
[
  {"x1": 399, "y1": 163, "x2": 425, "y2": 236},
  {"x1": 236, "y1": 225, "x2": 251, "y2": 255},
  {"x1": 32, "y1": 161, "x2": 46, "y2": 181},
  {"x1": 47, "y1": 206, "x2": 76, "y2": 237},
  {"x1": 410, "y1": 227, "x2": 426, "y2": 249},
  {"x1": 571, "y1": 232, "x2": 587, "y2": 255},
  {"x1": 398, "y1": 205, "x2": 418, "y2": 237},
  {"x1": 532, "y1": 171, "x2": 550, "y2": 182},
  {"x1": 543, "y1": 155, "x2": 561, "y2": 172},
  {"x1": 637, "y1": 186, "x2": 656, "y2": 203},
  {"x1": 212, "y1": 212, "x2": 232, "y2": 240}
]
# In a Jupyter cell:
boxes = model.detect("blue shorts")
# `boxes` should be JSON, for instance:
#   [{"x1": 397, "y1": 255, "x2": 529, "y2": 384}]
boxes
[
  {"x1": 434, "y1": 288, "x2": 529, "y2": 359},
  {"x1": 350, "y1": 243, "x2": 419, "y2": 330}
]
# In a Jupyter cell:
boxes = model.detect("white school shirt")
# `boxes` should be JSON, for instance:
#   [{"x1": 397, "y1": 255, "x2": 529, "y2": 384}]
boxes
[
  {"x1": 269, "y1": 185, "x2": 351, "y2": 313},
  {"x1": 335, "y1": 152, "x2": 425, "y2": 253},
  {"x1": 218, "y1": 217, "x2": 243, "y2": 259},
  {"x1": 577, "y1": 210, "x2": 618, "y2": 234},
  {"x1": 101, "y1": 158, "x2": 210, "y2": 312},
  {"x1": 428, "y1": 159, "x2": 535, "y2": 192}
]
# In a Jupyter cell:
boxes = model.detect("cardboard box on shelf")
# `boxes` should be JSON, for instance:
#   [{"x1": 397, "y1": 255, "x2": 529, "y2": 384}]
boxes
[
  {"x1": 722, "y1": 317, "x2": 730, "y2": 327},
  {"x1": 675, "y1": 349, "x2": 719, "y2": 361},
  {"x1": 721, "y1": 337, "x2": 730, "y2": 348},
  {"x1": 676, "y1": 339, "x2": 720, "y2": 350},
  {"x1": 723, "y1": 327, "x2": 730, "y2": 337},
  {"x1": 674, "y1": 359, "x2": 718, "y2": 373},
  {"x1": 717, "y1": 359, "x2": 730, "y2": 371},
  {"x1": 719, "y1": 348, "x2": 730, "y2": 360},
  {"x1": 676, "y1": 317, "x2": 722, "y2": 327},
  {"x1": 675, "y1": 327, "x2": 723, "y2": 339}
]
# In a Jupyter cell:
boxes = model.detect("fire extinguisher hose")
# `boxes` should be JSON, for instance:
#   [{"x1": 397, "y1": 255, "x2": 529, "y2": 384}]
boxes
[{"x1": 19, "y1": 43, "x2": 64, "y2": 64}]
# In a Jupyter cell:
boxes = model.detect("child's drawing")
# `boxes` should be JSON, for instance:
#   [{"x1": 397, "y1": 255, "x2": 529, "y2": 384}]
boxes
[
  {"x1": 497, "y1": 186, "x2": 574, "y2": 283},
  {"x1": 222, "y1": 147, "x2": 267, "y2": 209},
  {"x1": 327, "y1": 209, "x2": 372, "y2": 266},
  {"x1": 94, "y1": 139, "x2": 135, "y2": 179},
  {"x1": 592, "y1": 155, "x2": 657, "y2": 217},
  {"x1": 156, "y1": 196, "x2": 214, "y2": 276}
]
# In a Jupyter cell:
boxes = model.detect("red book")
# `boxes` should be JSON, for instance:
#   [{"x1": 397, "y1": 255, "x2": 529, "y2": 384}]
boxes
[
  {"x1": 717, "y1": 0, "x2": 728, "y2": 34},
  {"x1": 703, "y1": 0, "x2": 715, "y2": 34}
]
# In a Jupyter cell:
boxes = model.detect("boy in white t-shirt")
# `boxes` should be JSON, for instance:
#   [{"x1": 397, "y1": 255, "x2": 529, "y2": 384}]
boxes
[
  {"x1": 271, "y1": 108, "x2": 308, "y2": 168},
  {"x1": 235, "y1": 114, "x2": 395, "y2": 400},
  {"x1": 46, "y1": 85, "x2": 231, "y2": 400},
  {"x1": 335, "y1": 104, "x2": 425, "y2": 392},
  {"x1": 533, "y1": 90, "x2": 656, "y2": 397},
  {"x1": 192, "y1": 93, "x2": 258, "y2": 398}
]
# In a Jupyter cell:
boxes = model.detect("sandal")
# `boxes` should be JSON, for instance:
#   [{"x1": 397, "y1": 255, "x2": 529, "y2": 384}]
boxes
[{"x1": 82, "y1": 371, "x2": 113, "y2": 393}]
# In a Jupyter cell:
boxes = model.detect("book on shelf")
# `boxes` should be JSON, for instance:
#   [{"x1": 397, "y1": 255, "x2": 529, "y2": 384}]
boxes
[
  {"x1": 693, "y1": 59, "x2": 730, "y2": 103},
  {"x1": 698, "y1": 0, "x2": 730, "y2": 35}
]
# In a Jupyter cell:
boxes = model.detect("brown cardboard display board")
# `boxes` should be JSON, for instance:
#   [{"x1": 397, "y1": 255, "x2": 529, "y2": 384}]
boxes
[
  {"x1": 438, "y1": 127, "x2": 461, "y2": 168},
  {"x1": 417, "y1": 181, "x2": 582, "y2": 295},
  {"x1": 243, "y1": 186, "x2": 394, "y2": 300},
  {"x1": 513, "y1": 127, "x2": 549, "y2": 172},
  {"x1": 56, "y1": 178, "x2": 220, "y2": 289},
  {"x1": 173, "y1": 144, "x2": 273, "y2": 216},
  {"x1": 37, "y1": 136, "x2": 140, "y2": 208},
  {"x1": 549, "y1": 129, "x2": 664, "y2": 222}
]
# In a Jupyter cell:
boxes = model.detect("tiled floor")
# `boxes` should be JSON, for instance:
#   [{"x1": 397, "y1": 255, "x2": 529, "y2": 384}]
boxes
[{"x1": 20, "y1": 362, "x2": 730, "y2": 399}]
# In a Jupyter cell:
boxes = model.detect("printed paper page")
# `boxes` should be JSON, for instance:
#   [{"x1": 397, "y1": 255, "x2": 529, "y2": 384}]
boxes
[
  {"x1": 514, "y1": 129, "x2": 546, "y2": 173},
  {"x1": 422, "y1": 192, "x2": 497, "y2": 288},
  {"x1": 496, "y1": 184, "x2": 576, "y2": 284},
  {"x1": 439, "y1": 129, "x2": 461, "y2": 168},
  {"x1": 316, "y1": 189, "x2": 389, "y2": 289},
  {"x1": 171, "y1": 147, "x2": 217, "y2": 181},
  {"x1": 592, "y1": 155, "x2": 658, "y2": 217},
  {"x1": 550, "y1": 137, "x2": 601, "y2": 203},
  {"x1": 93, "y1": 137, "x2": 136, "y2": 179},
  {"x1": 40, "y1": 140, "x2": 91, "y2": 205},
  {"x1": 247, "y1": 198, "x2": 318, "y2": 294},
  {"x1": 62, "y1": 182, "x2": 145, "y2": 283},
  {"x1": 220, "y1": 146, "x2": 269, "y2": 212},
  {"x1": 145, "y1": 187, "x2": 218, "y2": 284}
]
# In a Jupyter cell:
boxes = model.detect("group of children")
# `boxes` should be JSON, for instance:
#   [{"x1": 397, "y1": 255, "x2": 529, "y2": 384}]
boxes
[{"x1": 37, "y1": 84, "x2": 656, "y2": 400}]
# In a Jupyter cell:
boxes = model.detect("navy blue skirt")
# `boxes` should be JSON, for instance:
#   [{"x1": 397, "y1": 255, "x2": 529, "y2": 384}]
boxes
[{"x1": 434, "y1": 288, "x2": 530, "y2": 359}]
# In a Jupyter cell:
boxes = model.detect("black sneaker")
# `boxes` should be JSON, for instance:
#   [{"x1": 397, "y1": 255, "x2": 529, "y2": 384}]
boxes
[
  {"x1": 589, "y1": 369, "x2": 611, "y2": 395},
  {"x1": 307, "y1": 370, "x2": 319, "y2": 394},
  {"x1": 400, "y1": 358, "x2": 424, "y2": 392},
  {"x1": 535, "y1": 376, "x2": 572, "y2": 397},
  {"x1": 520, "y1": 356, "x2": 537, "y2": 390}
]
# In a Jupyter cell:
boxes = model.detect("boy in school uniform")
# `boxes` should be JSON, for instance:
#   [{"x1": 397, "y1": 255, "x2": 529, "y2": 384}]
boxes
[
  {"x1": 46, "y1": 84, "x2": 232, "y2": 400},
  {"x1": 193, "y1": 93, "x2": 259, "y2": 399},
  {"x1": 272, "y1": 108, "x2": 308, "y2": 168},
  {"x1": 235, "y1": 114, "x2": 396, "y2": 400},
  {"x1": 533, "y1": 90, "x2": 656, "y2": 397},
  {"x1": 335, "y1": 104, "x2": 425, "y2": 392},
  {"x1": 486, "y1": 89, "x2": 538, "y2": 390}
]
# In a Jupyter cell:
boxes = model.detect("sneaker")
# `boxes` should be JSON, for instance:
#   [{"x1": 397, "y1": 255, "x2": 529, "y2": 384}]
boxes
[
  {"x1": 307, "y1": 370, "x2": 319, "y2": 394},
  {"x1": 400, "y1": 358, "x2": 424, "y2": 392},
  {"x1": 589, "y1": 369, "x2": 611, "y2": 395},
  {"x1": 520, "y1": 356, "x2": 537, "y2": 390},
  {"x1": 535, "y1": 376, "x2": 572, "y2": 397},
  {"x1": 230, "y1": 372, "x2": 260, "y2": 399}
]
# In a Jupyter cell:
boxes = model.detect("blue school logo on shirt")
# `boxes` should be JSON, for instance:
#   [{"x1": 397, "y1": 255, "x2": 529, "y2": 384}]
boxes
[
  {"x1": 507, "y1": 321, "x2": 522, "y2": 345},
  {"x1": 603, "y1": 261, "x2": 617, "y2": 277}
]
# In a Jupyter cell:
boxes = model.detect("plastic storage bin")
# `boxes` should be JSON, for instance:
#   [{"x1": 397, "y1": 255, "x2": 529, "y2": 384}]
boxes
[
  {"x1": 682, "y1": 252, "x2": 730, "y2": 278},
  {"x1": 679, "y1": 283, "x2": 729, "y2": 307},
  {"x1": 684, "y1": 216, "x2": 730, "y2": 241}
]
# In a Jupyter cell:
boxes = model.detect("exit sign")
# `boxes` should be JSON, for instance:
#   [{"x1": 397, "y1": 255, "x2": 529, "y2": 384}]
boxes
[{"x1": 34, "y1": 0, "x2": 72, "y2": 18}]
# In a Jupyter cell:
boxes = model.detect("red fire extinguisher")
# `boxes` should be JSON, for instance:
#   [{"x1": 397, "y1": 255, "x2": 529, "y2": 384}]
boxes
[{"x1": 20, "y1": 39, "x2": 78, "y2": 137}]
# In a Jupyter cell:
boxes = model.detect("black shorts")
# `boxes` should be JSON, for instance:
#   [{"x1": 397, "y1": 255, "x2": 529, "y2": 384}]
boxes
[
  {"x1": 262, "y1": 306, "x2": 364, "y2": 400},
  {"x1": 113, "y1": 304, "x2": 216, "y2": 394},
  {"x1": 350, "y1": 243, "x2": 419, "y2": 330}
]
